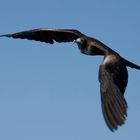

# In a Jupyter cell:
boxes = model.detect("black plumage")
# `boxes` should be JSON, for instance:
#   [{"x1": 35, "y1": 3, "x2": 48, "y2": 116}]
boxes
[{"x1": 0, "y1": 28, "x2": 140, "y2": 131}]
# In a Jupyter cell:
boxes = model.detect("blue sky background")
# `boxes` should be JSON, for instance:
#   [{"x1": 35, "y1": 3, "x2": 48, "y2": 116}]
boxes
[{"x1": 0, "y1": 0, "x2": 140, "y2": 140}]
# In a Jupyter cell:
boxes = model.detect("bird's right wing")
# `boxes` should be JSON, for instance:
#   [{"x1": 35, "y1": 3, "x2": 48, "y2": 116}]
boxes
[
  {"x1": 0, "y1": 28, "x2": 85, "y2": 44},
  {"x1": 99, "y1": 59, "x2": 128, "y2": 131}
]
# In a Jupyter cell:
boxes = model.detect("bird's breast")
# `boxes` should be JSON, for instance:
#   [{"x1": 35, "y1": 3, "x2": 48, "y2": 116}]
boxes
[{"x1": 102, "y1": 54, "x2": 120, "y2": 65}]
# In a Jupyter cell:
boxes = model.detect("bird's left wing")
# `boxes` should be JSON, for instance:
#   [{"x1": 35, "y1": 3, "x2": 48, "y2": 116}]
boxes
[{"x1": 0, "y1": 28, "x2": 85, "y2": 44}]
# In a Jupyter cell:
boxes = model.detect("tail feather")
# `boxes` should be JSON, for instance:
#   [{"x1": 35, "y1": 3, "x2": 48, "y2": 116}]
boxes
[{"x1": 122, "y1": 57, "x2": 140, "y2": 70}]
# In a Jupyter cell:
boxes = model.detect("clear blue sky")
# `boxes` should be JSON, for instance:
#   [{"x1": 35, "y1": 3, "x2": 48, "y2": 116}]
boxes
[{"x1": 0, "y1": 0, "x2": 140, "y2": 139}]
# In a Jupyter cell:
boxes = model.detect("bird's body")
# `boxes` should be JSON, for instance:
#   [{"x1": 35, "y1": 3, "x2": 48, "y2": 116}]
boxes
[{"x1": 0, "y1": 28, "x2": 140, "y2": 131}]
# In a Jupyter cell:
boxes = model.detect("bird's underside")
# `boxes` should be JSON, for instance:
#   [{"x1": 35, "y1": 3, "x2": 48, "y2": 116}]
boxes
[{"x1": 0, "y1": 28, "x2": 140, "y2": 131}]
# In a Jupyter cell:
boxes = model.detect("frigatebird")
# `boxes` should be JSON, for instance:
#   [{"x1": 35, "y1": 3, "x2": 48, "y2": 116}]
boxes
[{"x1": 0, "y1": 28, "x2": 140, "y2": 131}]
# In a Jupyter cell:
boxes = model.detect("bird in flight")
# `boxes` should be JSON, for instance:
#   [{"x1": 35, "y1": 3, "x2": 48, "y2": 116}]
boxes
[{"x1": 0, "y1": 28, "x2": 140, "y2": 131}]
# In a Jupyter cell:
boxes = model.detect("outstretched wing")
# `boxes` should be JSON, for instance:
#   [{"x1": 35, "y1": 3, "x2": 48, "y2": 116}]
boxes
[
  {"x1": 0, "y1": 28, "x2": 85, "y2": 44},
  {"x1": 99, "y1": 56, "x2": 128, "y2": 131}
]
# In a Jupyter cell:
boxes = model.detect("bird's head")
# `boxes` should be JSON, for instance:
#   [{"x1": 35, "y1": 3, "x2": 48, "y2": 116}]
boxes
[{"x1": 75, "y1": 38, "x2": 87, "y2": 50}]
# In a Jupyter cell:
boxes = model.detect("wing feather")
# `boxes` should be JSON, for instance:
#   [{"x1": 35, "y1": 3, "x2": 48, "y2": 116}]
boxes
[
  {"x1": 0, "y1": 28, "x2": 85, "y2": 44},
  {"x1": 99, "y1": 56, "x2": 128, "y2": 131}
]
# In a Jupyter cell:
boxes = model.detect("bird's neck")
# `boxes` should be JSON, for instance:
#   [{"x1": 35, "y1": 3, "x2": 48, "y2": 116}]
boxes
[{"x1": 90, "y1": 39, "x2": 118, "y2": 56}]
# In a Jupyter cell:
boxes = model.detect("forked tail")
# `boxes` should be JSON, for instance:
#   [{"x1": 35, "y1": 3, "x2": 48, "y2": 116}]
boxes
[{"x1": 122, "y1": 57, "x2": 140, "y2": 70}]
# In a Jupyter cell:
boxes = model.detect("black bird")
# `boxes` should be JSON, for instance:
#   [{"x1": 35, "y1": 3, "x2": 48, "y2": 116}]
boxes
[{"x1": 0, "y1": 28, "x2": 140, "y2": 131}]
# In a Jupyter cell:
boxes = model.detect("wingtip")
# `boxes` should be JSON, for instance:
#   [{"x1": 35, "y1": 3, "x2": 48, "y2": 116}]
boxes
[
  {"x1": 0, "y1": 34, "x2": 5, "y2": 37},
  {"x1": 0, "y1": 34, "x2": 11, "y2": 37}
]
